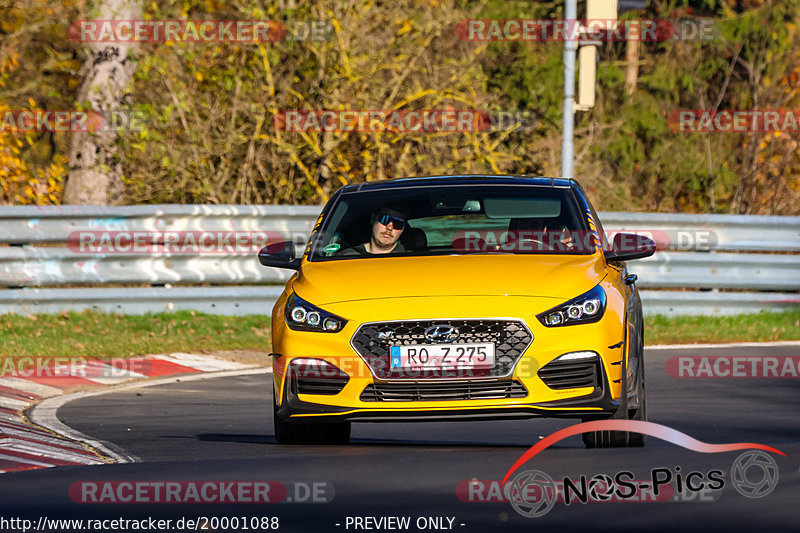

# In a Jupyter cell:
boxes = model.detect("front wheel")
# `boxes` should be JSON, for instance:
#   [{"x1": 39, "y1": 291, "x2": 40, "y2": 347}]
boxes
[
  {"x1": 582, "y1": 360, "x2": 646, "y2": 448},
  {"x1": 273, "y1": 390, "x2": 351, "y2": 445},
  {"x1": 625, "y1": 376, "x2": 647, "y2": 447}
]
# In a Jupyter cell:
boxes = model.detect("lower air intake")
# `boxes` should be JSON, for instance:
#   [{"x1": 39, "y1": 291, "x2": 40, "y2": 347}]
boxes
[
  {"x1": 537, "y1": 359, "x2": 600, "y2": 390},
  {"x1": 360, "y1": 380, "x2": 527, "y2": 402}
]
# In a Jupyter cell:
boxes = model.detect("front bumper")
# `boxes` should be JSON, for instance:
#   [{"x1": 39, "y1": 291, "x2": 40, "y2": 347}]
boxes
[
  {"x1": 271, "y1": 291, "x2": 631, "y2": 423},
  {"x1": 274, "y1": 353, "x2": 629, "y2": 423}
]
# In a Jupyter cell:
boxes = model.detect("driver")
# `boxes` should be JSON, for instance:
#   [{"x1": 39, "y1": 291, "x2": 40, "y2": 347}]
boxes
[{"x1": 338, "y1": 207, "x2": 408, "y2": 256}]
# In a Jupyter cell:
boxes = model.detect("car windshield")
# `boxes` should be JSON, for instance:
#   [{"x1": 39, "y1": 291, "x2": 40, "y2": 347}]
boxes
[{"x1": 310, "y1": 184, "x2": 596, "y2": 261}]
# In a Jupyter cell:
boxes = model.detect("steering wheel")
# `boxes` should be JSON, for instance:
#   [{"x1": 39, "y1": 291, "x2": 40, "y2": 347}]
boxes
[{"x1": 515, "y1": 237, "x2": 556, "y2": 252}]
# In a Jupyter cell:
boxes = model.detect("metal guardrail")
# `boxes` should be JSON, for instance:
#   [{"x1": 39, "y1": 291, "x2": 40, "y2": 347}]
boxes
[
  {"x1": 0, "y1": 286, "x2": 285, "y2": 316},
  {"x1": 0, "y1": 206, "x2": 798, "y2": 316},
  {"x1": 2, "y1": 205, "x2": 796, "y2": 249},
  {"x1": 0, "y1": 248, "x2": 292, "y2": 286},
  {"x1": 2, "y1": 247, "x2": 797, "y2": 291},
  {"x1": 0, "y1": 205, "x2": 321, "y2": 244},
  {"x1": 638, "y1": 290, "x2": 800, "y2": 317},
  {"x1": 0, "y1": 286, "x2": 796, "y2": 317},
  {"x1": 630, "y1": 252, "x2": 799, "y2": 290},
  {"x1": 601, "y1": 212, "x2": 800, "y2": 252}
]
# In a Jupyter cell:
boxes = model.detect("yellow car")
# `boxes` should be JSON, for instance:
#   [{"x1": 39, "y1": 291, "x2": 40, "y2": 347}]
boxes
[{"x1": 259, "y1": 176, "x2": 655, "y2": 447}]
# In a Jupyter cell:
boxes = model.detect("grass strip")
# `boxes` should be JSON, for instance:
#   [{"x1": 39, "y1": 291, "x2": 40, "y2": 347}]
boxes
[
  {"x1": 0, "y1": 309, "x2": 798, "y2": 359},
  {"x1": 645, "y1": 310, "x2": 800, "y2": 345},
  {"x1": 0, "y1": 310, "x2": 271, "y2": 359}
]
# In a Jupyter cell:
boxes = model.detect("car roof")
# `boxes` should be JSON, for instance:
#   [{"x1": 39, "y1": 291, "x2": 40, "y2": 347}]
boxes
[{"x1": 339, "y1": 175, "x2": 576, "y2": 193}]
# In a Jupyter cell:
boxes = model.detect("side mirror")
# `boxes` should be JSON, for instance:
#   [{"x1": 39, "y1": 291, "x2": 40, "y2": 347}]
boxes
[
  {"x1": 258, "y1": 241, "x2": 301, "y2": 270},
  {"x1": 605, "y1": 233, "x2": 656, "y2": 262}
]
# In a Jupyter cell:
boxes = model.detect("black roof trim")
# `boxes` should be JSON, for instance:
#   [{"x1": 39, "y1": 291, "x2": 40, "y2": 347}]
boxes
[{"x1": 339, "y1": 174, "x2": 575, "y2": 193}]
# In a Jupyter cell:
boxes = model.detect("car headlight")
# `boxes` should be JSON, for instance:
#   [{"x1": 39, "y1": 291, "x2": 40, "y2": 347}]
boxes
[
  {"x1": 537, "y1": 285, "x2": 606, "y2": 327},
  {"x1": 285, "y1": 293, "x2": 347, "y2": 332}
]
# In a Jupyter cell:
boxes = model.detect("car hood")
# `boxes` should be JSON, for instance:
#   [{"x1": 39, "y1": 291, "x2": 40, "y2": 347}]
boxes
[{"x1": 292, "y1": 254, "x2": 607, "y2": 305}]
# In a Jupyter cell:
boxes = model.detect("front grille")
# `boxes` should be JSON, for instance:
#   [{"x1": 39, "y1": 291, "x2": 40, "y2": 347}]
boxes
[
  {"x1": 537, "y1": 359, "x2": 600, "y2": 390},
  {"x1": 360, "y1": 379, "x2": 528, "y2": 402},
  {"x1": 351, "y1": 319, "x2": 533, "y2": 379}
]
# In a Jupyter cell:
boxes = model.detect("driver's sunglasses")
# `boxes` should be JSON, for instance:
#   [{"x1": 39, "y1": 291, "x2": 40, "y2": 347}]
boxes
[{"x1": 376, "y1": 214, "x2": 406, "y2": 230}]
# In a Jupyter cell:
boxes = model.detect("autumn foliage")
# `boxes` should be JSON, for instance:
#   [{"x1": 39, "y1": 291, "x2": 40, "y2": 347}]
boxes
[{"x1": 0, "y1": 0, "x2": 798, "y2": 213}]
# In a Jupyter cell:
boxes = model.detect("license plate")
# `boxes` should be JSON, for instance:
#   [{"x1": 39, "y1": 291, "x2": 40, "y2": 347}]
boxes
[{"x1": 389, "y1": 343, "x2": 495, "y2": 370}]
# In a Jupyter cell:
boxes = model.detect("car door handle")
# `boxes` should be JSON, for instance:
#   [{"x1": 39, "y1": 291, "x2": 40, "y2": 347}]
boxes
[{"x1": 624, "y1": 274, "x2": 638, "y2": 285}]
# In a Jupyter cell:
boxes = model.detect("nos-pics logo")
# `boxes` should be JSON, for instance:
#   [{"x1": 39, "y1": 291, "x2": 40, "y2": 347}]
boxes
[{"x1": 500, "y1": 421, "x2": 783, "y2": 518}]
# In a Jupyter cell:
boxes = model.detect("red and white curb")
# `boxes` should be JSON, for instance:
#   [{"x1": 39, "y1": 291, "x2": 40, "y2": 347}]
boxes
[{"x1": 0, "y1": 353, "x2": 257, "y2": 474}]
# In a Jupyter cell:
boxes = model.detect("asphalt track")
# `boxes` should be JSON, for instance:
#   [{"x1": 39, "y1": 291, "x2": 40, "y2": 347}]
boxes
[{"x1": 1, "y1": 345, "x2": 799, "y2": 533}]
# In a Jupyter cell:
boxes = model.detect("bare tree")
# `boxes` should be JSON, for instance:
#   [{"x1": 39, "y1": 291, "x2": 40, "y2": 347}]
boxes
[
  {"x1": 624, "y1": 21, "x2": 639, "y2": 96},
  {"x1": 63, "y1": 0, "x2": 141, "y2": 205}
]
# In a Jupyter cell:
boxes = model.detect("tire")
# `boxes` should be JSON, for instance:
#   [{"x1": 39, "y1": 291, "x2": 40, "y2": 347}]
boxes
[
  {"x1": 582, "y1": 383, "x2": 646, "y2": 448},
  {"x1": 626, "y1": 375, "x2": 647, "y2": 447},
  {"x1": 273, "y1": 390, "x2": 351, "y2": 445},
  {"x1": 581, "y1": 422, "x2": 630, "y2": 448},
  {"x1": 627, "y1": 323, "x2": 648, "y2": 447},
  {"x1": 583, "y1": 335, "x2": 647, "y2": 448}
]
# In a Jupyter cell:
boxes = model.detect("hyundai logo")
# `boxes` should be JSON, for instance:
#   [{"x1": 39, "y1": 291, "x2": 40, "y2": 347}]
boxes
[{"x1": 424, "y1": 325, "x2": 460, "y2": 343}]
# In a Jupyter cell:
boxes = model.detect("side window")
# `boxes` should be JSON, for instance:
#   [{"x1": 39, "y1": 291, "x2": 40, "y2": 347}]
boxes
[{"x1": 310, "y1": 195, "x2": 348, "y2": 257}]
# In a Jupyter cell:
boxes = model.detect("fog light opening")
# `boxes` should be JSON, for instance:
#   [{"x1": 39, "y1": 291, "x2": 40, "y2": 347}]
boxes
[
  {"x1": 289, "y1": 358, "x2": 349, "y2": 379},
  {"x1": 555, "y1": 351, "x2": 599, "y2": 362}
]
